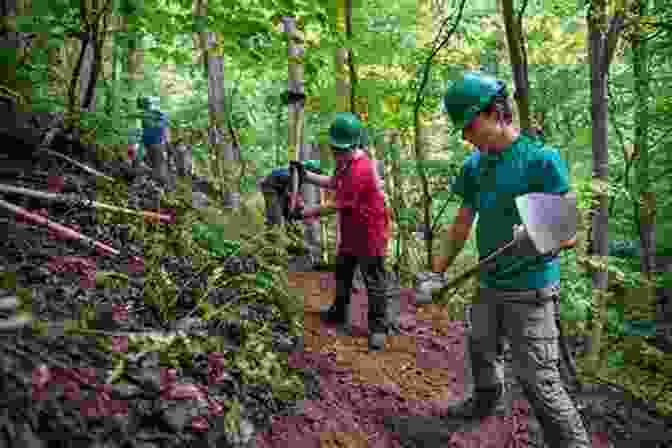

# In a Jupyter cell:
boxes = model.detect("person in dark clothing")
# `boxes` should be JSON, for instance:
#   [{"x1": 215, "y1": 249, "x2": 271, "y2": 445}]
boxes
[
  {"x1": 259, "y1": 160, "x2": 323, "y2": 226},
  {"x1": 289, "y1": 113, "x2": 392, "y2": 351},
  {"x1": 137, "y1": 96, "x2": 171, "y2": 185}
]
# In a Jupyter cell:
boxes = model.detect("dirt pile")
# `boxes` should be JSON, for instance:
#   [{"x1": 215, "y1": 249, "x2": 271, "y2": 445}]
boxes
[{"x1": 0, "y1": 149, "x2": 305, "y2": 447}]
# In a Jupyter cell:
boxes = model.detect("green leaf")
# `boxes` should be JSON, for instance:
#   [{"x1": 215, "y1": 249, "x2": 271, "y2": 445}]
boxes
[
  {"x1": 255, "y1": 271, "x2": 274, "y2": 290},
  {"x1": 574, "y1": 126, "x2": 592, "y2": 147},
  {"x1": 606, "y1": 350, "x2": 625, "y2": 369}
]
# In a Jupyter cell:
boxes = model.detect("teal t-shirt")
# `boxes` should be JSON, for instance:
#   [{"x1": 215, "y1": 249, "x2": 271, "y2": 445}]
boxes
[{"x1": 451, "y1": 133, "x2": 570, "y2": 290}]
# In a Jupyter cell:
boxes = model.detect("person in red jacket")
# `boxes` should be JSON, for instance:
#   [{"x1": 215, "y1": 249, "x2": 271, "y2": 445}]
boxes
[{"x1": 290, "y1": 112, "x2": 391, "y2": 351}]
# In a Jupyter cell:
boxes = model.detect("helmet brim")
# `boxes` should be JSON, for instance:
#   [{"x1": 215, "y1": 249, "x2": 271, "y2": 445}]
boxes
[{"x1": 328, "y1": 139, "x2": 354, "y2": 150}]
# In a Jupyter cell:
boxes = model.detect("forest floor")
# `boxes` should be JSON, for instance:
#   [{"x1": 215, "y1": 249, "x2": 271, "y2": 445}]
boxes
[{"x1": 256, "y1": 271, "x2": 672, "y2": 448}]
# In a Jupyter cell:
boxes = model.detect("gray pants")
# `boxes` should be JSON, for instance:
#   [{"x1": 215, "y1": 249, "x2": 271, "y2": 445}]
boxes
[
  {"x1": 469, "y1": 284, "x2": 591, "y2": 448},
  {"x1": 145, "y1": 142, "x2": 170, "y2": 185}
]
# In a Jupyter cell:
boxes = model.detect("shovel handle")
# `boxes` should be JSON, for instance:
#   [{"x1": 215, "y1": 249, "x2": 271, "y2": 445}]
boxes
[
  {"x1": 288, "y1": 165, "x2": 300, "y2": 212},
  {"x1": 435, "y1": 238, "x2": 518, "y2": 301}
]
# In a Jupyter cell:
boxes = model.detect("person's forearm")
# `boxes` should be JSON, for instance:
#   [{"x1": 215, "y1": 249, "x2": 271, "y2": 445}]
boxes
[
  {"x1": 432, "y1": 226, "x2": 468, "y2": 273},
  {"x1": 559, "y1": 236, "x2": 576, "y2": 250},
  {"x1": 304, "y1": 172, "x2": 334, "y2": 189}
]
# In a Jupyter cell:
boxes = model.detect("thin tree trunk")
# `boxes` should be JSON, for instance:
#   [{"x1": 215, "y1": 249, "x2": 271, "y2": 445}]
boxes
[
  {"x1": 415, "y1": 0, "x2": 433, "y2": 269},
  {"x1": 328, "y1": 0, "x2": 349, "y2": 266},
  {"x1": 585, "y1": 0, "x2": 628, "y2": 367},
  {"x1": 197, "y1": 0, "x2": 238, "y2": 208},
  {"x1": 78, "y1": 38, "x2": 96, "y2": 111},
  {"x1": 632, "y1": 0, "x2": 655, "y2": 325},
  {"x1": 501, "y1": 0, "x2": 531, "y2": 131},
  {"x1": 303, "y1": 143, "x2": 321, "y2": 263},
  {"x1": 334, "y1": 0, "x2": 350, "y2": 113},
  {"x1": 282, "y1": 16, "x2": 315, "y2": 263},
  {"x1": 388, "y1": 128, "x2": 404, "y2": 276},
  {"x1": 0, "y1": 0, "x2": 32, "y2": 104}
]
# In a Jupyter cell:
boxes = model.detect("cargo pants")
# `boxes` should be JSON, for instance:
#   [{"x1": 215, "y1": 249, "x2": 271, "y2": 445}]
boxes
[{"x1": 468, "y1": 282, "x2": 591, "y2": 448}]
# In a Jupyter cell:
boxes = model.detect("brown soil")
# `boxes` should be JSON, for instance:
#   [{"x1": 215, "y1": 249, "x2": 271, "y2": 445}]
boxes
[{"x1": 257, "y1": 271, "x2": 615, "y2": 447}]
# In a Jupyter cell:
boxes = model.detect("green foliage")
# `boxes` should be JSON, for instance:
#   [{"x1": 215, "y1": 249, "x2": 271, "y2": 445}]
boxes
[{"x1": 191, "y1": 223, "x2": 242, "y2": 258}]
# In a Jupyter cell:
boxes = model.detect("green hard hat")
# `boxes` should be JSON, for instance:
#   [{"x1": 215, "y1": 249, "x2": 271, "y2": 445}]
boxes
[
  {"x1": 443, "y1": 72, "x2": 506, "y2": 130},
  {"x1": 328, "y1": 112, "x2": 364, "y2": 151},
  {"x1": 138, "y1": 96, "x2": 160, "y2": 111},
  {"x1": 302, "y1": 159, "x2": 323, "y2": 174}
]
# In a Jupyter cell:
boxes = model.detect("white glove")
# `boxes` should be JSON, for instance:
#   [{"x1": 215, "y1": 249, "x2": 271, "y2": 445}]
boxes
[
  {"x1": 415, "y1": 271, "x2": 445, "y2": 285},
  {"x1": 415, "y1": 272, "x2": 446, "y2": 304},
  {"x1": 512, "y1": 224, "x2": 541, "y2": 257}
]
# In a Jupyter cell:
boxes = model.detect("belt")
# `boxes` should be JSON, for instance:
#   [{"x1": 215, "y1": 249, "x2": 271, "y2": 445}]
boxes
[{"x1": 479, "y1": 281, "x2": 560, "y2": 303}]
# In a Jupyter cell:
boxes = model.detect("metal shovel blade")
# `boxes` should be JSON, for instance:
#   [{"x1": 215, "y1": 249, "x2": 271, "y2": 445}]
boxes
[{"x1": 515, "y1": 192, "x2": 577, "y2": 255}]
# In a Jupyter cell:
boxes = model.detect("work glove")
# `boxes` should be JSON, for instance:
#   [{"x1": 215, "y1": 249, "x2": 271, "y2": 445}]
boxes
[
  {"x1": 289, "y1": 161, "x2": 306, "y2": 186},
  {"x1": 512, "y1": 224, "x2": 561, "y2": 258},
  {"x1": 414, "y1": 271, "x2": 446, "y2": 305},
  {"x1": 512, "y1": 224, "x2": 541, "y2": 257}
]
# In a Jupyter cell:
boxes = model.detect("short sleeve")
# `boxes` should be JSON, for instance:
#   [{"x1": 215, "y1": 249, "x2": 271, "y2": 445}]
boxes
[
  {"x1": 451, "y1": 156, "x2": 478, "y2": 209},
  {"x1": 536, "y1": 149, "x2": 570, "y2": 194}
]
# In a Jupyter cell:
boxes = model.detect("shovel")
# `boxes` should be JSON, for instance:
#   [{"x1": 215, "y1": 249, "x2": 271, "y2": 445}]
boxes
[{"x1": 428, "y1": 192, "x2": 577, "y2": 302}]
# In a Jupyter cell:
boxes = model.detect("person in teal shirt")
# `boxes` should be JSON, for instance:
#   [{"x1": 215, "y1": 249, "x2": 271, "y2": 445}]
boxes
[{"x1": 424, "y1": 72, "x2": 591, "y2": 448}]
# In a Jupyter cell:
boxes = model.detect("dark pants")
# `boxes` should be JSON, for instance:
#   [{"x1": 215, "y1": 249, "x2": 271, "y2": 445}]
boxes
[
  {"x1": 334, "y1": 254, "x2": 388, "y2": 334},
  {"x1": 145, "y1": 142, "x2": 170, "y2": 185}
]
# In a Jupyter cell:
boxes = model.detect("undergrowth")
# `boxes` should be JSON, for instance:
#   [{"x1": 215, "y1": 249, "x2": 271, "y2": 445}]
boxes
[{"x1": 29, "y1": 175, "x2": 310, "y2": 415}]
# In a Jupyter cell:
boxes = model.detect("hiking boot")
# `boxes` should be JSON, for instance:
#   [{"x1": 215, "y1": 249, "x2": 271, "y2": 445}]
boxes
[
  {"x1": 368, "y1": 332, "x2": 386, "y2": 351},
  {"x1": 319, "y1": 304, "x2": 350, "y2": 335},
  {"x1": 443, "y1": 385, "x2": 507, "y2": 420}
]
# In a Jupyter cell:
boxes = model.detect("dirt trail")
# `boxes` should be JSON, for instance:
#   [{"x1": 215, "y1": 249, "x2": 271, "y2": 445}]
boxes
[{"x1": 256, "y1": 271, "x2": 611, "y2": 447}]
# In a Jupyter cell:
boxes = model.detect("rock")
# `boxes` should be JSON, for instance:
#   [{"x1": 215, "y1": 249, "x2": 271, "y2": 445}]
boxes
[
  {"x1": 161, "y1": 403, "x2": 194, "y2": 433},
  {"x1": 13, "y1": 422, "x2": 45, "y2": 448},
  {"x1": 272, "y1": 333, "x2": 295, "y2": 353},
  {"x1": 173, "y1": 317, "x2": 206, "y2": 333},
  {"x1": 132, "y1": 368, "x2": 162, "y2": 394},
  {"x1": 92, "y1": 303, "x2": 122, "y2": 331},
  {"x1": 221, "y1": 417, "x2": 256, "y2": 448},
  {"x1": 111, "y1": 382, "x2": 143, "y2": 400},
  {"x1": 192, "y1": 192, "x2": 210, "y2": 209}
]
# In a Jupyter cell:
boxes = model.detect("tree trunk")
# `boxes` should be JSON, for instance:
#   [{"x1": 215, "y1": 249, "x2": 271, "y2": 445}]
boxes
[
  {"x1": 388, "y1": 128, "x2": 405, "y2": 277},
  {"x1": 585, "y1": 0, "x2": 624, "y2": 367},
  {"x1": 326, "y1": 0, "x2": 349, "y2": 266},
  {"x1": 414, "y1": 0, "x2": 434, "y2": 270},
  {"x1": 501, "y1": 0, "x2": 531, "y2": 131},
  {"x1": 302, "y1": 143, "x2": 322, "y2": 263},
  {"x1": 198, "y1": 0, "x2": 238, "y2": 209},
  {"x1": 282, "y1": 16, "x2": 315, "y2": 265},
  {"x1": 81, "y1": 39, "x2": 98, "y2": 112},
  {"x1": 126, "y1": 26, "x2": 143, "y2": 89},
  {"x1": 105, "y1": 5, "x2": 122, "y2": 125},
  {"x1": 632, "y1": 0, "x2": 655, "y2": 324},
  {"x1": 334, "y1": 0, "x2": 350, "y2": 113},
  {"x1": 0, "y1": 0, "x2": 32, "y2": 105}
]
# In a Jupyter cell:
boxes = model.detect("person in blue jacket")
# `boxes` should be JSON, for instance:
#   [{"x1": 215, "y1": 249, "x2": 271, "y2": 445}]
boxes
[{"x1": 138, "y1": 96, "x2": 171, "y2": 184}]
